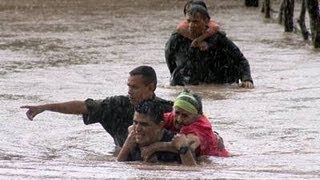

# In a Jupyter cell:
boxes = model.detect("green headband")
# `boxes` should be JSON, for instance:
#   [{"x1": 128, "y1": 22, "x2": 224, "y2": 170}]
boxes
[{"x1": 173, "y1": 92, "x2": 198, "y2": 115}]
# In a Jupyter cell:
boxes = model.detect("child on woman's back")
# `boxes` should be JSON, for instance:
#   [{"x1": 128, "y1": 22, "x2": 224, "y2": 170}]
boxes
[{"x1": 176, "y1": 0, "x2": 220, "y2": 51}]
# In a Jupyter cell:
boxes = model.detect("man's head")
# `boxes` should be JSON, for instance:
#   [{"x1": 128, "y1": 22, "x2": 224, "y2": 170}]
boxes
[
  {"x1": 133, "y1": 100, "x2": 165, "y2": 147},
  {"x1": 173, "y1": 90, "x2": 203, "y2": 129},
  {"x1": 187, "y1": 5, "x2": 210, "y2": 39},
  {"x1": 128, "y1": 66, "x2": 157, "y2": 105}
]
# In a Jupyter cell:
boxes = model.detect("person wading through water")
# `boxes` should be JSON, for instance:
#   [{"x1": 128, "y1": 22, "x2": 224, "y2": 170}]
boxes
[{"x1": 165, "y1": 5, "x2": 254, "y2": 88}]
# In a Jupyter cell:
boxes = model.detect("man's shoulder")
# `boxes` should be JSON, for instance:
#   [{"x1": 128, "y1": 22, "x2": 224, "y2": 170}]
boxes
[
  {"x1": 107, "y1": 95, "x2": 129, "y2": 100},
  {"x1": 84, "y1": 95, "x2": 133, "y2": 114},
  {"x1": 85, "y1": 95, "x2": 131, "y2": 106},
  {"x1": 154, "y1": 96, "x2": 173, "y2": 112},
  {"x1": 169, "y1": 30, "x2": 185, "y2": 39},
  {"x1": 103, "y1": 95, "x2": 131, "y2": 106},
  {"x1": 207, "y1": 31, "x2": 227, "y2": 41},
  {"x1": 154, "y1": 96, "x2": 172, "y2": 103}
]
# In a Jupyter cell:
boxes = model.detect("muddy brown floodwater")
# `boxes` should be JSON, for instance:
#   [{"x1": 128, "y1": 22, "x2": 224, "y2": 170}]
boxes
[{"x1": 0, "y1": 0, "x2": 319, "y2": 179}]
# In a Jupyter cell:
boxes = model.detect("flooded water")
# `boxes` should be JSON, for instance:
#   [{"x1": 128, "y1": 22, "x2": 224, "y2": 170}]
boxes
[{"x1": 1, "y1": 0, "x2": 319, "y2": 179}]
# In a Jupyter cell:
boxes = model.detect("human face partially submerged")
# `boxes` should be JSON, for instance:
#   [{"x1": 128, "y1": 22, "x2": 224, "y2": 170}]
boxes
[
  {"x1": 187, "y1": 12, "x2": 209, "y2": 39},
  {"x1": 127, "y1": 75, "x2": 155, "y2": 105},
  {"x1": 173, "y1": 106, "x2": 198, "y2": 130},
  {"x1": 133, "y1": 112, "x2": 163, "y2": 147}
]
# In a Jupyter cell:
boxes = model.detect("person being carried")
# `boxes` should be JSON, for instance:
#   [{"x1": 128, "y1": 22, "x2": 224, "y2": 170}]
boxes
[
  {"x1": 140, "y1": 90, "x2": 229, "y2": 163},
  {"x1": 20, "y1": 66, "x2": 173, "y2": 148},
  {"x1": 117, "y1": 100, "x2": 197, "y2": 166},
  {"x1": 176, "y1": 0, "x2": 220, "y2": 51},
  {"x1": 165, "y1": 5, "x2": 254, "y2": 88}
]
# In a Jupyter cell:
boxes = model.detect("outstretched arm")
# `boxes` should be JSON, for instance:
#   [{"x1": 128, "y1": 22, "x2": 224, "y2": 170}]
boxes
[{"x1": 20, "y1": 101, "x2": 88, "y2": 120}]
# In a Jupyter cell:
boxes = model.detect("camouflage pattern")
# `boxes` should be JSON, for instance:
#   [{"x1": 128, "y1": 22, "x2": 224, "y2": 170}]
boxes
[
  {"x1": 83, "y1": 95, "x2": 173, "y2": 147},
  {"x1": 165, "y1": 31, "x2": 253, "y2": 86}
]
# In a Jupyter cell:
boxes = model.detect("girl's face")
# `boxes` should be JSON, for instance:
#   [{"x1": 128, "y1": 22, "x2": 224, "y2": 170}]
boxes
[{"x1": 173, "y1": 106, "x2": 198, "y2": 130}]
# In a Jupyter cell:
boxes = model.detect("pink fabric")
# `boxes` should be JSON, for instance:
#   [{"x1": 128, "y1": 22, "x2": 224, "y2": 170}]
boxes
[
  {"x1": 176, "y1": 19, "x2": 220, "y2": 39},
  {"x1": 163, "y1": 112, "x2": 229, "y2": 157}
]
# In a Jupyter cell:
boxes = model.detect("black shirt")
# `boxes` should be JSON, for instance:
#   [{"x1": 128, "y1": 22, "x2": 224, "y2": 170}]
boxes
[
  {"x1": 83, "y1": 95, "x2": 173, "y2": 147},
  {"x1": 127, "y1": 129, "x2": 181, "y2": 162},
  {"x1": 165, "y1": 31, "x2": 253, "y2": 85}
]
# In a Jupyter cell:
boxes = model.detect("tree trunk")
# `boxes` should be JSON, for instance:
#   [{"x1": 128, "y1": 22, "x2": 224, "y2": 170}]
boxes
[
  {"x1": 298, "y1": 0, "x2": 309, "y2": 40},
  {"x1": 264, "y1": 0, "x2": 271, "y2": 18},
  {"x1": 284, "y1": 0, "x2": 295, "y2": 32},
  {"x1": 306, "y1": 0, "x2": 320, "y2": 48},
  {"x1": 278, "y1": 0, "x2": 285, "y2": 24},
  {"x1": 245, "y1": 0, "x2": 259, "y2": 7}
]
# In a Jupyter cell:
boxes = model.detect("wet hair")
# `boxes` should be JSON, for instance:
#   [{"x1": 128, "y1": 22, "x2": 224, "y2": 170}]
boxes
[
  {"x1": 181, "y1": 89, "x2": 203, "y2": 115},
  {"x1": 187, "y1": 4, "x2": 210, "y2": 20},
  {"x1": 134, "y1": 100, "x2": 165, "y2": 124},
  {"x1": 183, "y1": 0, "x2": 208, "y2": 16},
  {"x1": 129, "y1": 66, "x2": 157, "y2": 87}
]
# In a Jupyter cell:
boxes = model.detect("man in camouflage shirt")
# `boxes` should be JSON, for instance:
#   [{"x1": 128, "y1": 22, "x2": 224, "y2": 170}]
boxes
[
  {"x1": 165, "y1": 5, "x2": 254, "y2": 88},
  {"x1": 21, "y1": 66, "x2": 173, "y2": 147}
]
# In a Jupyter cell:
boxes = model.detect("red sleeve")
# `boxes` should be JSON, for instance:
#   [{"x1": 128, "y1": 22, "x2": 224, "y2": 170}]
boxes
[
  {"x1": 180, "y1": 116, "x2": 229, "y2": 157},
  {"x1": 163, "y1": 112, "x2": 177, "y2": 132}
]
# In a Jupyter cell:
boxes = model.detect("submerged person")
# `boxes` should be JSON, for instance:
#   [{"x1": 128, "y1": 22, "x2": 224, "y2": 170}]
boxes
[
  {"x1": 117, "y1": 100, "x2": 197, "y2": 166},
  {"x1": 165, "y1": 5, "x2": 254, "y2": 88},
  {"x1": 20, "y1": 66, "x2": 173, "y2": 148},
  {"x1": 177, "y1": 0, "x2": 220, "y2": 51},
  {"x1": 139, "y1": 90, "x2": 229, "y2": 162}
]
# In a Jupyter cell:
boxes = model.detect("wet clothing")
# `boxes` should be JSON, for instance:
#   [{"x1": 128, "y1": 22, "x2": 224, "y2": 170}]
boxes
[
  {"x1": 127, "y1": 129, "x2": 181, "y2": 162},
  {"x1": 163, "y1": 112, "x2": 229, "y2": 157},
  {"x1": 83, "y1": 95, "x2": 173, "y2": 147},
  {"x1": 165, "y1": 31, "x2": 253, "y2": 86}
]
